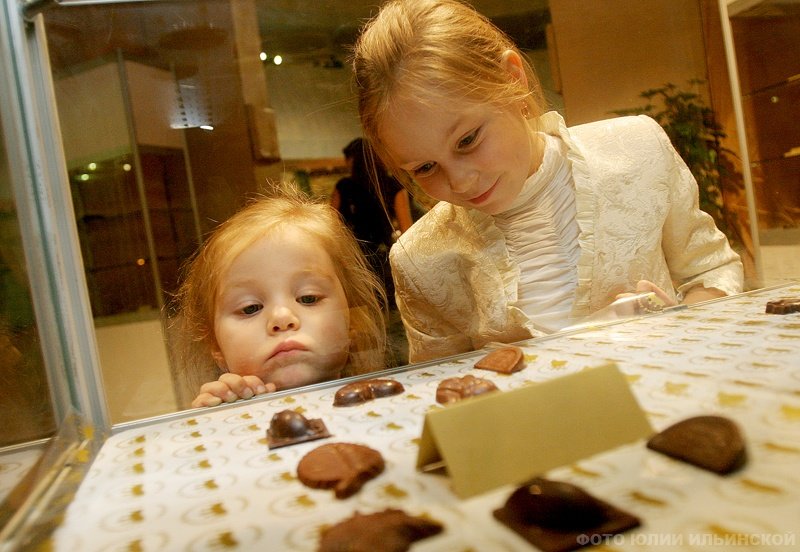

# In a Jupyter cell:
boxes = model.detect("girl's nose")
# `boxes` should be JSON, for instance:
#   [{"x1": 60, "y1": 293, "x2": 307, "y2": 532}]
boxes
[
  {"x1": 446, "y1": 165, "x2": 479, "y2": 194},
  {"x1": 268, "y1": 305, "x2": 300, "y2": 333}
]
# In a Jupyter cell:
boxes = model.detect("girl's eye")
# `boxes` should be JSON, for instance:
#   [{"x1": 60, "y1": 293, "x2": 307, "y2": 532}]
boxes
[
  {"x1": 241, "y1": 304, "x2": 262, "y2": 315},
  {"x1": 412, "y1": 162, "x2": 436, "y2": 178},
  {"x1": 298, "y1": 295, "x2": 319, "y2": 305},
  {"x1": 457, "y1": 129, "x2": 479, "y2": 149}
]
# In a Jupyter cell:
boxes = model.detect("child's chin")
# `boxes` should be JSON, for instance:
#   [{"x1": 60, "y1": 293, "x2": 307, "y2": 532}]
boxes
[{"x1": 268, "y1": 363, "x2": 342, "y2": 391}]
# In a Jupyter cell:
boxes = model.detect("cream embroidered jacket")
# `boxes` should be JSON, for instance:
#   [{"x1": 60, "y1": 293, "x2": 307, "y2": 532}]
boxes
[{"x1": 389, "y1": 112, "x2": 744, "y2": 363}]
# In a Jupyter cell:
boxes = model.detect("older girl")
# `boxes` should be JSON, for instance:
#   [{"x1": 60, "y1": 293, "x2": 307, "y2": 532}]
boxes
[{"x1": 353, "y1": 0, "x2": 743, "y2": 362}]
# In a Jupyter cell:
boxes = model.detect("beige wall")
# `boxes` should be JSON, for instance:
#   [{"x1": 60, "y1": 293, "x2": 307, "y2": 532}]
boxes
[
  {"x1": 549, "y1": 0, "x2": 708, "y2": 126},
  {"x1": 95, "y1": 318, "x2": 177, "y2": 423}
]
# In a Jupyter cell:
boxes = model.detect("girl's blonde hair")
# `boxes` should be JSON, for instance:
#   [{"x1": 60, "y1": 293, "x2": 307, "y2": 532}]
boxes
[
  {"x1": 170, "y1": 188, "x2": 386, "y2": 407},
  {"x1": 353, "y1": 0, "x2": 546, "y2": 183}
]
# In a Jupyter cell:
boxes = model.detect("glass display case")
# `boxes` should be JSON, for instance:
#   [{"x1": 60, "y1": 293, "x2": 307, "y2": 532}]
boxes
[
  {"x1": 6, "y1": 284, "x2": 800, "y2": 550},
  {"x1": 1, "y1": 0, "x2": 799, "y2": 548},
  {"x1": 720, "y1": 0, "x2": 800, "y2": 283}
]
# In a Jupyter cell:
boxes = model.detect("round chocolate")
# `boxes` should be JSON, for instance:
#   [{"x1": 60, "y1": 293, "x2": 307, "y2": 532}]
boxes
[
  {"x1": 297, "y1": 442, "x2": 385, "y2": 499},
  {"x1": 269, "y1": 410, "x2": 311, "y2": 439},
  {"x1": 505, "y1": 477, "x2": 608, "y2": 530}
]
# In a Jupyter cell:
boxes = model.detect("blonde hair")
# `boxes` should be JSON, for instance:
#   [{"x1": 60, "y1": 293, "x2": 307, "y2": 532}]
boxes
[
  {"x1": 353, "y1": 0, "x2": 546, "y2": 182},
  {"x1": 170, "y1": 188, "x2": 386, "y2": 406}
]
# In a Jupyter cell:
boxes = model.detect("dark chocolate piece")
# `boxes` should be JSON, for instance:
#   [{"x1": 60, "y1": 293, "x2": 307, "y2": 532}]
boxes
[
  {"x1": 436, "y1": 375, "x2": 498, "y2": 404},
  {"x1": 319, "y1": 509, "x2": 443, "y2": 552},
  {"x1": 493, "y1": 477, "x2": 640, "y2": 552},
  {"x1": 474, "y1": 346, "x2": 525, "y2": 374},
  {"x1": 646, "y1": 415, "x2": 747, "y2": 474},
  {"x1": 266, "y1": 410, "x2": 330, "y2": 450},
  {"x1": 504, "y1": 478, "x2": 608, "y2": 530},
  {"x1": 765, "y1": 297, "x2": 800, "y2": 315},
  {"x1": 296, "y1": 443, "x2": 384, "y2": 499},
  {"x1": 333, "y1": 378, "x2": 404, "y2": 406}
]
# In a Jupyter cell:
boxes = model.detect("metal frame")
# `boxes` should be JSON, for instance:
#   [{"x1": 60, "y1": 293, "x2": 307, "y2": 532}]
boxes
[
  {"x1": 718, "y1": 0, "x2": 765, "y2": 286},
  {"x1": 0, "y1": 0, "x2": 109, "y2": 432},
  {"x1": 21, "y1": 0, "x2": 153, "y2": 19}
]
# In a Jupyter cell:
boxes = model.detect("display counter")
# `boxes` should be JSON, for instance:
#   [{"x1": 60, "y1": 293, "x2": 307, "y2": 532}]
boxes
[{"x1": 18, "y1": 284, "x2": 800, "y2": 550}]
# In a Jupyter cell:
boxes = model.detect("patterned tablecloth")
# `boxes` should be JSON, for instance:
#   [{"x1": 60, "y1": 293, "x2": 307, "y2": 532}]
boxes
[{"x1": 51, "y1": 285, "x2": 800, "y2": 551}]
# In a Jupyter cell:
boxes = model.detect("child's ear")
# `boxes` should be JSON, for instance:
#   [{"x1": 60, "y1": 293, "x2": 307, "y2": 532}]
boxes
[
  {"x1": 211, "y1": 347, "x2": 228, "y2": 372},
  {"x1": 501, "y1": 49, "x2": 528, "y2": 88}
]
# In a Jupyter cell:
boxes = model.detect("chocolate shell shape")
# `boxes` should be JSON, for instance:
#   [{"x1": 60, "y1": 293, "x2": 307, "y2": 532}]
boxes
[
  {"x1": 647, "y1": 415, "x2": 747, "y2": 474},
  {"x1": 474, "y1": 346, "x2": 525, "y2": 374},
  {"x1": 493, "y1": 477, "x2": 640, "y2": 552},
  {"x1": 333, "y1": 378, "x2": 404, "y2": 406},
  {"x1": 319, "y1": 509, "x2": 443, "y2": 552},
  {"x1": 436, "y1": 375, "x2": 498, "y2": 404},
  {"x1": 505, "y1": 478, "x2": 607, "y2": 530},
  {"x1": 297, "y1": 442, "x2": 384, "y2": 499},
  {"x1": 266, "y1": 410, "x2": 330, "y2": 450}
]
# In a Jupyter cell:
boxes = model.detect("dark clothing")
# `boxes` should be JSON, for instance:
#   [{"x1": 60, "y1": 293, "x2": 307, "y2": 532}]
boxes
[
  {"x1": 375, "y1": 173, "x2": 427, "y2": 225},
  {"x1": 335, "y1": 174, "x2": 395, "y2": 305},
  {"x1": 336, "y1": 137, "x2": 412, "y2": 307},
  {"x1": 334, "y1": 176, "x2": 394, "y2": 250}
]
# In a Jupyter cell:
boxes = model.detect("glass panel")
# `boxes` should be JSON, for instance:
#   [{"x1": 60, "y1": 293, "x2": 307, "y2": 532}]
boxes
[
  {"x1": 728, "y1": 0, "x2": 800, "y2": 284},
  {"x1": 39, "y1": 1, "x2": 560, "y2": 422},
  {"x1": 34, "y1": 0, "x2": 799, "y2": 425},
  {"x1": 44, "y1": 0, "x2": 258, "y2": 420},
  {"x1": 0, "y1": 104, "x2": 55, "y2": 473}
]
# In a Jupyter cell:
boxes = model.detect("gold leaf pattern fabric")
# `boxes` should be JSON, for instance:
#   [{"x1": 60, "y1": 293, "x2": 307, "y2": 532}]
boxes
[{"x1": 390, "y1": 112, "x2": 743, "y2": 363}]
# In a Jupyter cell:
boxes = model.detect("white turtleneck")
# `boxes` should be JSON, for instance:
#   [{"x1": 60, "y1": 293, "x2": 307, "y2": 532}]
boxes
[{"x1": 492, "y1": 133, "x2": 580, "y2": 333}]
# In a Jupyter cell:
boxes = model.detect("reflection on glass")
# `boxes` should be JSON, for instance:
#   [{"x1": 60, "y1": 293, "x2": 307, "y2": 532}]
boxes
[
  {"x1": 0, "y1": 111, "x2": 55, "y2": 450},
  {"x1": 41, "y1": 0, "x2": 454, "y2": 419},
  {"x1": 36, "y1": 0, "x2": 799, "y2": 424},
  {"x1": 44, "y1": 0, "x2": 279, "y2": 419},
  {"x1": 728, "y1": 1, "x2": 800, "y2": 283}
]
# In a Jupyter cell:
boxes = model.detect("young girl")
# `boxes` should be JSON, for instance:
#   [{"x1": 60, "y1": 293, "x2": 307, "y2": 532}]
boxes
[
  {"x1": 353, "y1": 0, "x2": 743, "y2": 363},
  {"x1": 172, "y1": 190, "x2": 386, "y2": 408}
]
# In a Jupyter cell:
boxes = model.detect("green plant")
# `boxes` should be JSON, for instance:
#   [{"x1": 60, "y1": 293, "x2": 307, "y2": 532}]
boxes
[{"x1": 613, "y1": 81, "x2": 743, "y2": 247}]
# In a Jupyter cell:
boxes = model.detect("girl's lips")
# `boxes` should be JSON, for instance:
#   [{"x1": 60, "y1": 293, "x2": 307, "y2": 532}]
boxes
[
  {"x1": 268, "y1": 341, "x2": 307, "y2": 360},
  {"x1": 469, "y1": 180, "x2": 497, "y2": 205}
]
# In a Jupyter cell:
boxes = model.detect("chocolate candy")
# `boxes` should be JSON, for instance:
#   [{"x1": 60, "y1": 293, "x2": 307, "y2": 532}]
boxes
[
  {"x1": 436, "y1": 375, "x2": 498, "y2": 404},
  {"x1": 296, "y1": 442, "x2": 384, "y2": 499},
  {"x1": 319, "y1": 509, "x2": 443, "y2": 552},
  {"x1": 647, "y1": 415, "x2": 747, "y2": 474},
  {"x1": 474, "y1": 346, "x2": 525, "y2": 374},
  {"x1": 765, "y1": 297, "x2": 800, "y2": 314},
  {"x1": 333, "y1": 378, "x2": 404, "y2": 406},
  {"x1": 504, "y1": 478, "x2": 607, "y2": 530},
  {"x1": 493, "y1": 477, "x2": 640, "y2": 552},
  {"x1": 266, "y1": 410, "x2": 330, "y2": 450}
]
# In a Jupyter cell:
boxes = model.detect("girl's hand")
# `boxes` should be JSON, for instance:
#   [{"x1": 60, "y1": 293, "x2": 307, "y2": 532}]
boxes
[
  {"x1": 607, "y1": 280, "x2": 678, "y2": 318},
  {"x1": 191, "y1": 374, "x2": 276, "y2": 408},
  {"x1": 615, "y1": 280, "x2": 677, "y2": 308}
]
